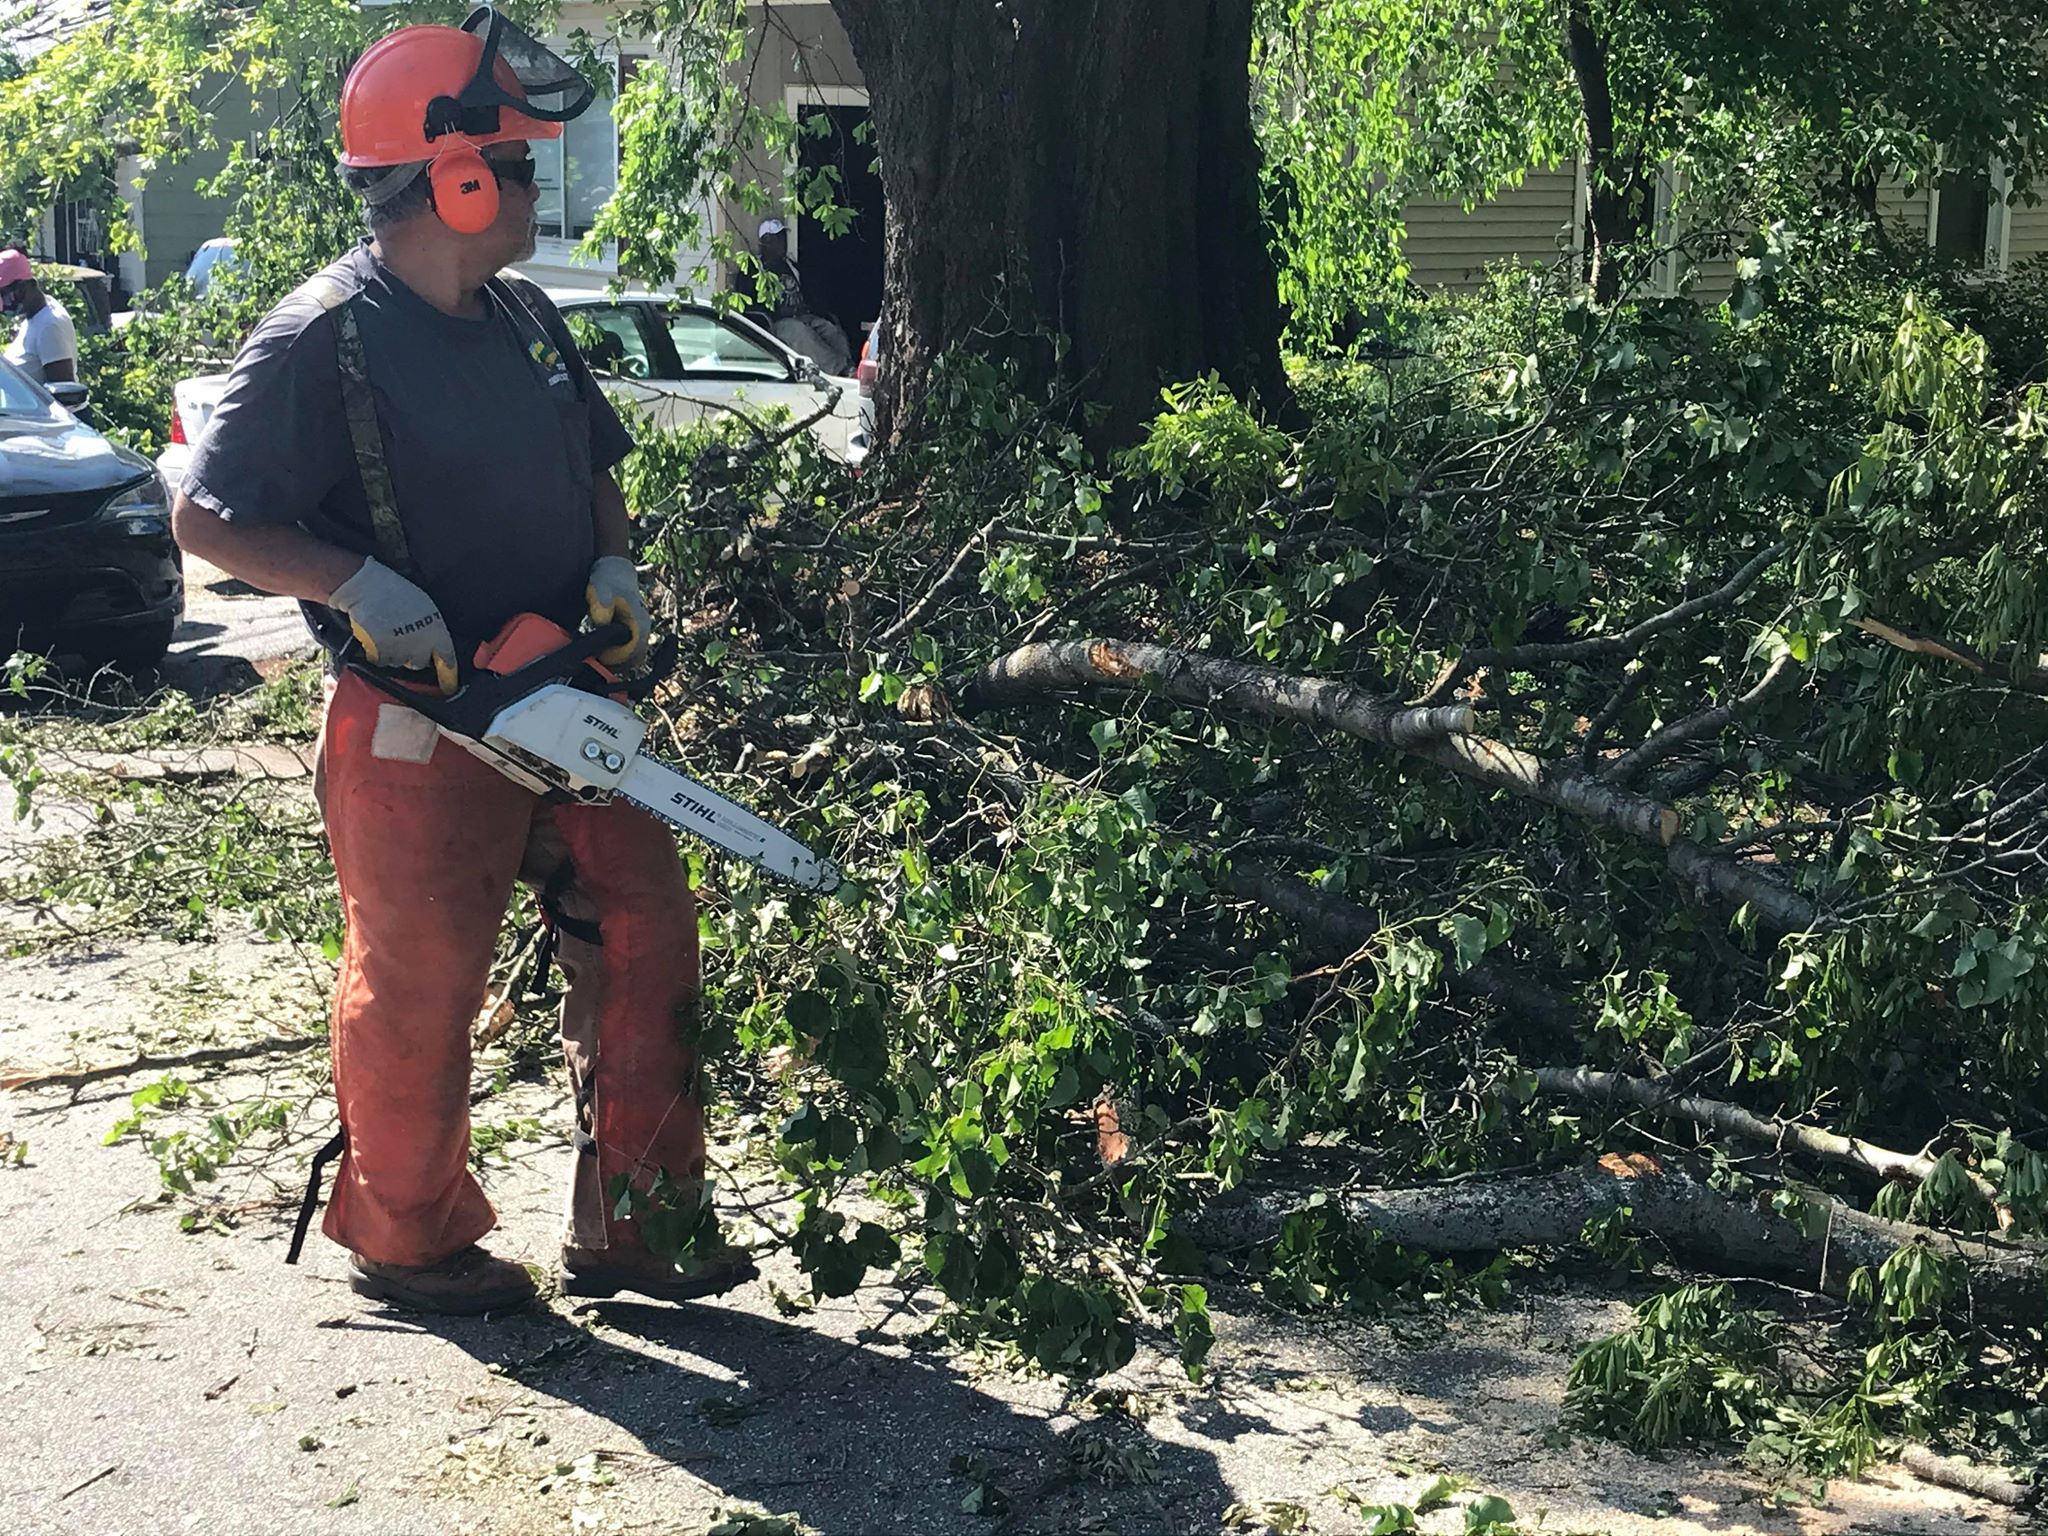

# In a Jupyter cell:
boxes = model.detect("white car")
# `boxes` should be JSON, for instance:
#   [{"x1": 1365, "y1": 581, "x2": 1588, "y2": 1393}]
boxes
[
  {"x1": 157, "y1": 289, "x2": 871, "y2": 491},
  {"x1": 184, "y1": 237, "x2": 243, "y2": 299},
  {"x1": 549, "y1": 291, "x2": 871, "y2": 460}
]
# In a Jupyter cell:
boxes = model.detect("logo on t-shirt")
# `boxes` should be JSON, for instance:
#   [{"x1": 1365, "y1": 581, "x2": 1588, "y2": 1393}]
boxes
[{"x1": 528, "y1": 336, "x2": 571, "y2": 390}]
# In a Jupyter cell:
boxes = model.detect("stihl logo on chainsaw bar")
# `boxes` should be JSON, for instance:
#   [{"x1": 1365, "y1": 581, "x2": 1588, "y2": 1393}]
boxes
[
  {"x1": 583, "y1": 714, "x2": 621, "y2": 738},
  {"x1": 668, "y1": 789, "x2": 723, "y2": 826}
]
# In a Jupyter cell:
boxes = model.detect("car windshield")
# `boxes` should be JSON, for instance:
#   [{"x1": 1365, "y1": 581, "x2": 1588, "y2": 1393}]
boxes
[{"x1": 0, "y1": 358, "x2": 50, "y2": 414}]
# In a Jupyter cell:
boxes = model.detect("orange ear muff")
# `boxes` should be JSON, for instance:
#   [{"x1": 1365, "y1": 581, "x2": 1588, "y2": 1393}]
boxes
[{"x1": 428, "y1": 145, "x2": 499, "y2": 235}]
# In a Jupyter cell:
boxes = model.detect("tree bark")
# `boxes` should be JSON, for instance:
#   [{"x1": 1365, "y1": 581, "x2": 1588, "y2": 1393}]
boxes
[
  {"x1": 1188, "y1": 1155, "x2": 2048, "y2": 1324},
  {"x1": 1532, "y1": 1066, "x2": 2001, "y2": 1206},
  {"x1": 1897, "y1": 1445, "x2": 2038, "y2": 1509},
  {"x1": 829, "y1": 0, "x2": 1289, "y2": 446},
  {"x1": 963, "y1": 637, "x2": 1818, "y2": 931},
  {"x1": 1564, "y1": 2, "x2": 1644, "y2": 303}
]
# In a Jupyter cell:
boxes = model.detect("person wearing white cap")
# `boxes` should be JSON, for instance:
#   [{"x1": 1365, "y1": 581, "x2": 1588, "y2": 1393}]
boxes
[
  {"x1": 743, "y1": 216, "x2": 850, "y2": 374},
  {"x1": 748, "y1": 217, "x2": 802, "y2": 315},
  {"x1": 0, "y1": 248, "x2": 77, "y2": 385}
]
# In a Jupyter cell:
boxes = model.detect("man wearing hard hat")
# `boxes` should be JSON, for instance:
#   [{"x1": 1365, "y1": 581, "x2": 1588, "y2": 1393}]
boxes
[{"x1": 171, "y1": 8, "x2": 756, "y2": 1315}]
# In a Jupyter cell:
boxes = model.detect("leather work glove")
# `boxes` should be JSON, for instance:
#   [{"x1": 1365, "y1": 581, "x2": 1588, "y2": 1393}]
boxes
[
  {"x1": 328, "y1": 556, "x2": 459, "y2": 695},
  {"x1": 586, "y1": 555, "x2": 652, "y2": 670}
]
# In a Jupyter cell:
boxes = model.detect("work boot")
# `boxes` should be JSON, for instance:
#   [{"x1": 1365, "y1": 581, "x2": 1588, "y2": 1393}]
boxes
[
  {"x1": 348, "y1": 1245, "x2": 539, "y2": 1316},
  {"x1": 559, "y1": 1241, "x2": 759, "y2": 1304}
]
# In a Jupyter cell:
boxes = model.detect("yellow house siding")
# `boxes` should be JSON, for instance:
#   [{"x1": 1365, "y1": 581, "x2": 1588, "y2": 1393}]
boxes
[
  {"x1": 1400, "y1": 168, "x2": 1579, "y2": 291},
  {"x1": 1877, "y1": 179, "x2": 1932, "y2": 244},
  {"x1": 2007, "y1": 199, "x2": 2048, "y2": 264},
  {"x1": 129, "y1": 78, "x2": 270, "y2": 288}
]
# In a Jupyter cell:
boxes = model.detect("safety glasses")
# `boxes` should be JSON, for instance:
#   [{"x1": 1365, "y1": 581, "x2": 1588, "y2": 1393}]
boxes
[{"x1": 488, "y1": 155, "x2": 538, "y2": 189}]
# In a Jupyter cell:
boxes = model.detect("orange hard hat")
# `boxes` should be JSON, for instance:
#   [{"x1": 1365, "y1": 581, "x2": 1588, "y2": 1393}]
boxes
[{"x1": 339, "y1": 6, "x2": 591, "y2": 169}]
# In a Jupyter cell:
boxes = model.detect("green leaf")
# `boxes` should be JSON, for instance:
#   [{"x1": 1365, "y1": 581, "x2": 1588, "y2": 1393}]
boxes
[
  {"x1": 1414, "y1": 1474, "x2": 1467, "y2": 1514},
  {"x1": 951, "y1": 1146, "x2": 998, "y2": 1199},
  {"x1": 1448, "y1": 913, "x2": 1489, "y2": 972},
  {"x1": 1353, "y1": 1507, "x2": 1416, "y2": 1536},
  {"x1": 779, "y1": 1102, "x2": 824, "y2": 1146},
  {"x1": 1465, "y1": 1494, "x2": 1516, "y2": 1530}
]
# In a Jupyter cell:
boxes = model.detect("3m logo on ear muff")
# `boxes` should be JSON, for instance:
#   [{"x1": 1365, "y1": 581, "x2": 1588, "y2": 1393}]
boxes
[{"x1": 427, "y1": 144, "x2": 499, "y2": 235}]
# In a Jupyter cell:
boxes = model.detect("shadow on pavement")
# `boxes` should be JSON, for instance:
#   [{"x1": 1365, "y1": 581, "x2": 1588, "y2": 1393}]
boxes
[
  {"x1": 419, "y1": 1295, "x2": 1233, "y2": 1536},
  {"x1": 159, "y1": 649, "x2": 264, "y2": 701}
]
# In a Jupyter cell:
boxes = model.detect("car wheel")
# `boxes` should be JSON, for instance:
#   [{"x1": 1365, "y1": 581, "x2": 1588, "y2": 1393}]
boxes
[{"x1": 82, "y1": 616, "x2": 177, "y2": 676}]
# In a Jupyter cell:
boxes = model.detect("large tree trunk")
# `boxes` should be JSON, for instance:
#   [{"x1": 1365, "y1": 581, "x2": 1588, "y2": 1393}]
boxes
[
  {"x1": 1564, "y1": 2, "x2": 1646, "y2": 303},
  {"x1": 829, "y1": 0, "x2": 1289, "y2": 446}
]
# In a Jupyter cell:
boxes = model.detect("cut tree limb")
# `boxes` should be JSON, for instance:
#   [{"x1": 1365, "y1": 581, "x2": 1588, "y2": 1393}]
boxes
[
  {"x1": 1188, "y1": 1154, "x2": 2048, "y2": 1324},
  {"x1": 1532, "y1": 1066, "x2": 2000, "y2": 1205},
  {"x1": 1, "y1": 1034, "x2": 324, "y2": 1093},
  {"x1": 1897, "y1": 1445, "x2": 2037, "y2": 1508},
  {"x1": 964, "y1": 637, "x2": 1477, "y2": 747},
  {"x1": 964, "y1": 638, "x2": 1817, "y2": 931},
  {"x1": 1857, "y1": 617, "x2": 2048, "y2": 698}
]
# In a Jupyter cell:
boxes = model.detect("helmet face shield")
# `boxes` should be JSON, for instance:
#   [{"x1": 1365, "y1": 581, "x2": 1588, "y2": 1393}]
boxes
[
  {"x1": 447, "y1": 6, "x2": 592, "y2": 130},
  {"x1": 341, "y1": 7, "x2": 594, "y2": 170}
]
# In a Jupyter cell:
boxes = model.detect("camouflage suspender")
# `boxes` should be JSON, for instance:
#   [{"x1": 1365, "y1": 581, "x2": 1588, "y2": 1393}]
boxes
[{"x1": 293, "y1": 271, "x2": 416, "y2": 580}]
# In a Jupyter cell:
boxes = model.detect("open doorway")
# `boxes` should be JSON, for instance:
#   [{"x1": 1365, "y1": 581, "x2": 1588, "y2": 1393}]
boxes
[{"x1": 790, "y1": 89, "x2": 884, "y2": 352}]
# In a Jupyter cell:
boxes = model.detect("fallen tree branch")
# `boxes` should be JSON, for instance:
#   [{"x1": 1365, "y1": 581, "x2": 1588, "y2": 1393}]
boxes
[
  {"x1": 1420, "y1": 543, "x2": 1786, "y2": 705},
  {"x1": 1601, "y1": 652, "x2": 1801, "y2": 788},
  {"x1": 1532, "y1": 1066, "x2": 2000, "y2": 1204},
  {"x1": 1579, "y1": 660, "x2": 1645, "y2": 771},
  {"x1": 1, "y1": 1033, "x2": 324, "y2": 1093},
  {"x1": 1897, "y1": 1445, "x2": 2037, "y2": 1508},
  {"x1": 965, "y1": 638, "x2": 1476, "y2": 746},
  {"x1": 882, "y1": 515, "x2": 1003, "y2": 643},
  {"x1": 965, "y1": 638, "x2": 1817, "y2": 931},
  {"x1": 1857, "y1": 617, "x2": 2048, "y2": 699},
  {"x1": 1188, "y1": 1154, "x2": 2048, "y2": 1324}
]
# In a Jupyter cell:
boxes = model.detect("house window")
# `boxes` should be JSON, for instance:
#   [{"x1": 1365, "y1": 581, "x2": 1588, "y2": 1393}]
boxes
[
  {"x1": 1932, "y1": 164, "x2": 1994, "y2": 264},
  {"x1": 533, "y1": 57, "x2": 646, "y2": 245},
  {"x1": 535, "y1": 89, "x2": 615, "y2": 242}
]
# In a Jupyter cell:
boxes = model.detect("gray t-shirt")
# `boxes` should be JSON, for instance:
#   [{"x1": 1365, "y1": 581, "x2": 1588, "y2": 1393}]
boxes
[{"x1": 182, "y1": 244, "x2": 634, "y2": 657}]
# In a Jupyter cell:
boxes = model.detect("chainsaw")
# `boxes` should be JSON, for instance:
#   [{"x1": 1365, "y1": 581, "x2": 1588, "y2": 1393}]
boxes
[{"x1": 350, "y1": 612, "x2": 841, "y2": 895}]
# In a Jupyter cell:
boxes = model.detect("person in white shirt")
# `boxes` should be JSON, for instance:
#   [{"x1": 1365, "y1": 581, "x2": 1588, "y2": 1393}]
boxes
[{"x1": 0, "y1": 248, "x2": 77, "y2": 385}]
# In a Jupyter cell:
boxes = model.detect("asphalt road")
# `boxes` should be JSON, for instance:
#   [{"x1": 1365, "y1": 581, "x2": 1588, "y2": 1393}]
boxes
[{"x1": 163, "y1": 554, "x2": 319, "y2": 698}]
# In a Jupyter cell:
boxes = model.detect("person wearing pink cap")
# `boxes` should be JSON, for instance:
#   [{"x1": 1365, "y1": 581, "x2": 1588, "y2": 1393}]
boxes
[{"x1": 0, "y1": 249, "x2": 77, "y2": 386}]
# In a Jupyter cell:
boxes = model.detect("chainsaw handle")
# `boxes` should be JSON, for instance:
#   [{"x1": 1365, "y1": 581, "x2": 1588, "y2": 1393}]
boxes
[
  {"x1": 348, "y1": 620, "x2": 633, "y2": 738},
  {"x1": 622, "y1": 630, "x2": 679, "y2": 700}
]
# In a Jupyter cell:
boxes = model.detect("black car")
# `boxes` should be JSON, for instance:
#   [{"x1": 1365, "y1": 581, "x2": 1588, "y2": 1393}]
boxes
[{"x1": 0, "y1": 358, "x2": 182, "y2": 671}]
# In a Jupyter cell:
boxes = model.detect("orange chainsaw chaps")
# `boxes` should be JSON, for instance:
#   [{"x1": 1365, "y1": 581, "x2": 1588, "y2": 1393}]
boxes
[{"x1": 314, "y1": 632, "x2": 701, "y2": 1268}]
